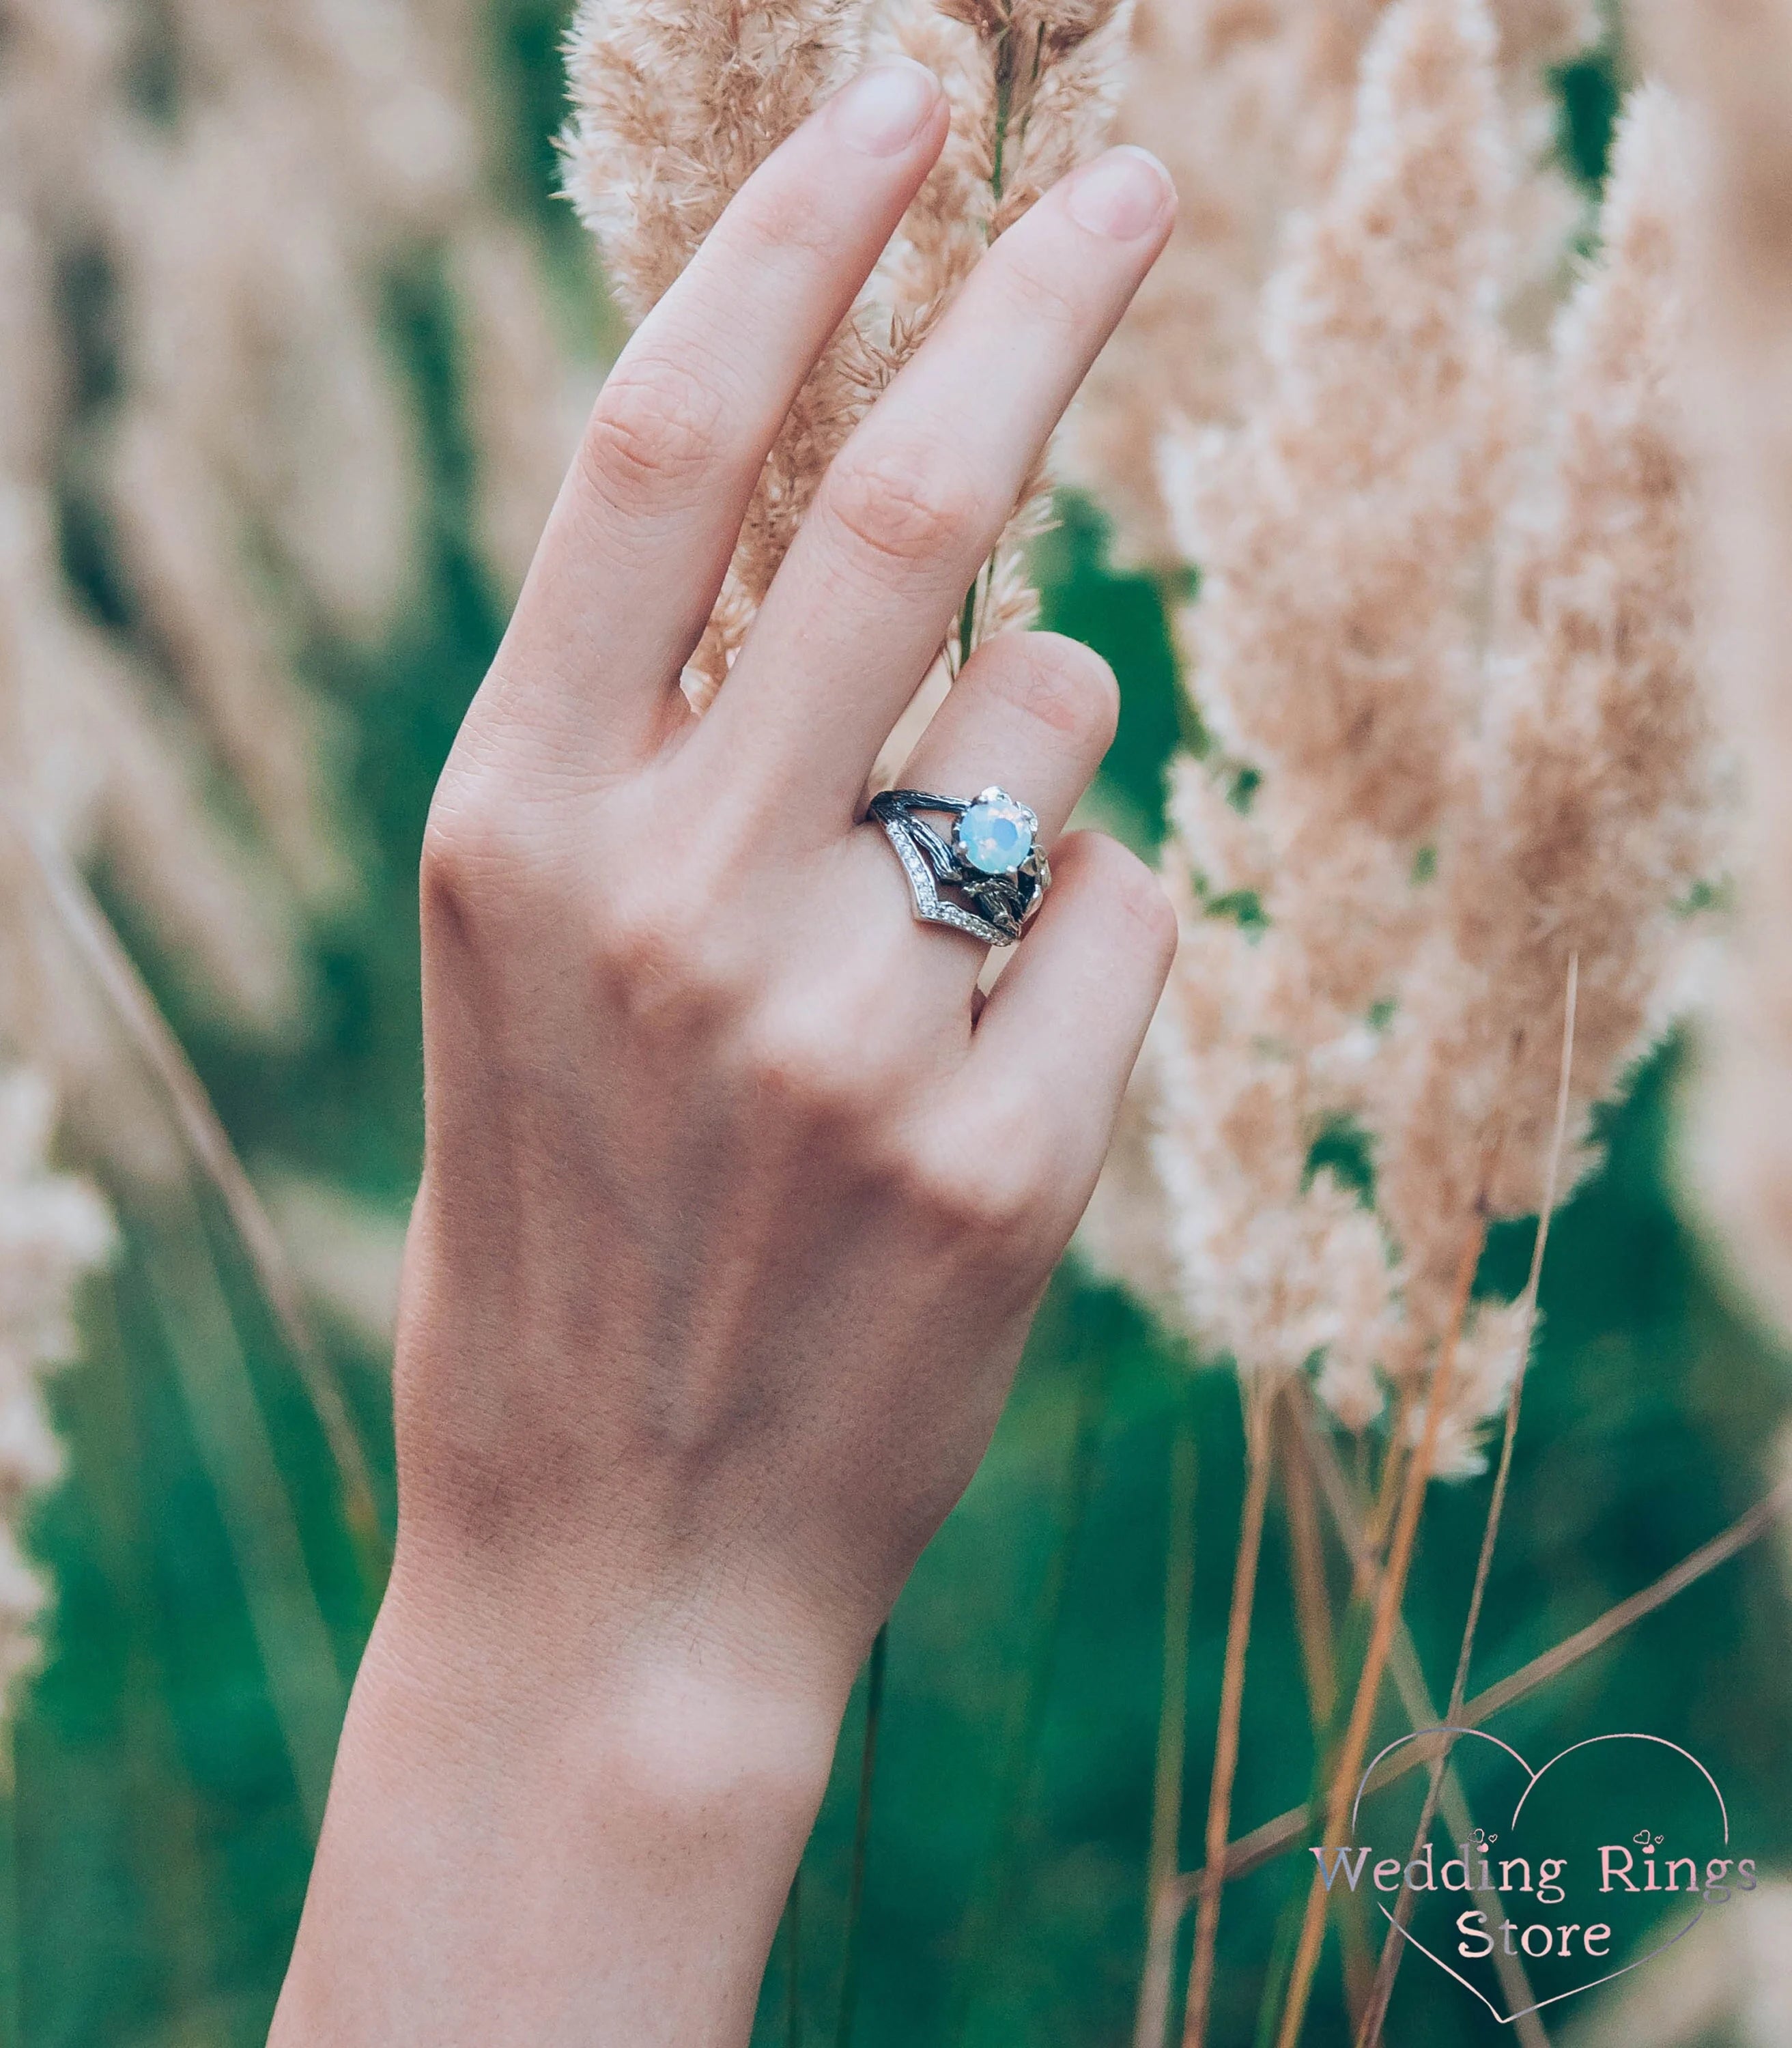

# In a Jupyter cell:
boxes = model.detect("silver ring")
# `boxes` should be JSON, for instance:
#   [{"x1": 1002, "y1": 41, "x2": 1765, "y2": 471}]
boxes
[{"x1": 868, "y1": 786, "x2": 1051, "y2": 946}]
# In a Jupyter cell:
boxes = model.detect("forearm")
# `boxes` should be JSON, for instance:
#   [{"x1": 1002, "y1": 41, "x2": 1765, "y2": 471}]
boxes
[{"x1": 270, "y1": 1557, "x2": 843, "y2": 2046}]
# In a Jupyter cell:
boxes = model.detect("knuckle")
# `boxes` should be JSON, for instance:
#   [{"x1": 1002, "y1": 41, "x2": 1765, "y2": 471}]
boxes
[
  {"x1": 737, "y1": 1002, "x2": 887, "y2": 1129},
  {"x1": 898, "y1": 1120, "x2": 1044, "y2": 1247},
  {"x1": 1001, "y1": 251, "x2": 1085, "y2": 337},
  {"x1": 593, "y1": 877, "x2": 739, "y2": 1030},
  {"x1": 734, "y1": 178, "x2": 838, "y2": 268},
  {"x1": 986, "y1": 631, "x2": 1119, "y2": 749},
  {"x1": 822, "y1": 435, "x2": 984, "y2": 571},
  {"x1": 580, "y1": 351, "x2": 729, "y2": 510},
  {"x1": 420, "y1": 765, "x2": 530, "y2": 930}
]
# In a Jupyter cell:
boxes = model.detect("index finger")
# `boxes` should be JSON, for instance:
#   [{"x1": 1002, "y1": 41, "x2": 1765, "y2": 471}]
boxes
[{"x1": 481, "y1": 63, "x2": 950, "y2": 772}]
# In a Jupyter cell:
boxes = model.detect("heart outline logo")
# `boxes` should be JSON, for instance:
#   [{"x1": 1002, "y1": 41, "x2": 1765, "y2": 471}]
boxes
[{"x1": 1346, "y1": 1727, "x2": 1731, "y2": 2026}]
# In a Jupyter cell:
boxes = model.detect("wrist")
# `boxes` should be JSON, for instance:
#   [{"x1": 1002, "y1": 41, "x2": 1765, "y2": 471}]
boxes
[
  {"x1": 365, "y1": 1541, "x2": 849, "y2": 1826},
  {"x1": 273, "y1": 1571, "x2": 843, "y2": 2047}
]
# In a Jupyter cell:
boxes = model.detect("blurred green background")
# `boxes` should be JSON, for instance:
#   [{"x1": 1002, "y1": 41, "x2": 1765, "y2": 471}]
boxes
[{"x1": 13, "y1": 9, "x2": 1792, "y2": 2047}]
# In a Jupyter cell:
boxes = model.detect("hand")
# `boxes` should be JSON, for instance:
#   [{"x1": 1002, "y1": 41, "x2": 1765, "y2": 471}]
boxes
[{"x1": 272, "y1": 60, "x2": 1174, "y2": 2047}]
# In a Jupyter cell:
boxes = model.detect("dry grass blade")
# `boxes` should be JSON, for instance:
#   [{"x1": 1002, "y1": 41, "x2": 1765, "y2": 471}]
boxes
[
  {"x1": 1272, "y1": 1213, "x2": 1485, "y2": 2048},
  {"x1": 137, "y1": 1180, "x2": 347, "y2": 1839},
  {"x1": 1294, "y1": 1383, "x2": 1548, "y2": 2036},
  {"x1": 1356, "y1": 956, "x2": 1578, "y2": 2048},
  {"x1": 1182, "y1": 1388, "x2": 1273, "y2": 2048},
  {"x1": 1457, "y1": 1477, "x2": 1792, "y2": 1720},
  {"x1": 1133, "y1": 1395, "x2": 1198, "y2": 2048},
  {"x1": 19, "y1": 826, "x2": 387, "y2": 1577},
  {"x1": 1449, "y1": 956, "x2": 1578, "y2": 1716},
  {"x1": 1275, "y1": 1399, "x2": 1368, "y2": 2029},
  {"x1": 0, "y1": 1726, "x2": 15, "y2": 2048},
  {"x1": 1280, "y1": 1392, "x2": 1337, "y2": 1731},
  {"x1": 1176, "y1": 1472, "x2": 1792, "y2": 1894}
]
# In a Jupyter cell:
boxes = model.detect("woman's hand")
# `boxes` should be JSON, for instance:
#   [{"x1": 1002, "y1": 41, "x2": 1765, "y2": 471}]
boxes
[{"x1": 272, "y1": 60, "x2": 1174, "y2": 2047}]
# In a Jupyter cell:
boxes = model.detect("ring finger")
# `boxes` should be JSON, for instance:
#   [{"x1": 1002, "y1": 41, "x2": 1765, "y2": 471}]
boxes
[{"x1": 846, "y1": 628, "x2": 1120, "y2": 1010}]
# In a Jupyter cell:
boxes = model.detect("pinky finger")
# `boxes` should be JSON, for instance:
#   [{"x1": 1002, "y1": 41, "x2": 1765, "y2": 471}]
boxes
[{"x1": 963, "y1": 831, "x2": 1177, "y2": 1204}]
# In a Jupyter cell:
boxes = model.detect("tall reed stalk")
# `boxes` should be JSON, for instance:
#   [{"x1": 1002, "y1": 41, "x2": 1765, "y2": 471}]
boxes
[
  {"x1": 1272, "y1": 1215, "x2": 1485, "y2": 2048},
  {"x1": 1134, "y1": 1393, "x2": 1197, "y2": 2048},
  {"x1": 0, "y1": 1733, "x2": 15, "y2": 2048},
  {"x1": 1355, "y1": 958, "x2": 1578, "y2": 2047},
  {"x1": 1182, "y1": 1386, "x2": 1271, "y2": 2047}
]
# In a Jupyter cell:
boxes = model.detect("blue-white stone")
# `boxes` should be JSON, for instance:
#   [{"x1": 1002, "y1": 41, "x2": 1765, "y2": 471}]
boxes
[{"x1": 956, "y1": 791, "x2": 1036, "y2": 876}]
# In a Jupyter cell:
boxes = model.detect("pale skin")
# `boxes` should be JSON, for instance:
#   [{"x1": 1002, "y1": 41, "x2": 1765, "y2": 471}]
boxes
[{"x1": 270, "y1": 60, "x2": 1176, "y2": 2046}]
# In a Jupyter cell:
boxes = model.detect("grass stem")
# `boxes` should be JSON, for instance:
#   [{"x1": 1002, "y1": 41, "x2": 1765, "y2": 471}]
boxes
[
  {"x1": 786, "y1": 1870, "x2": 804, "y2": 2048},
  {"x1": 132, "y1": 1183, "x2": 349, "y2": 1840},
  {"x1": 22, "y1": 832, "x2": 387, "y2": 1591},
  {"x1": 1182, "y1": 1388, "x2": 1273, "y2": 2048},
  {"x1": 1355, "y1": 958, "x2": 1578, "y2": 2048},
  {"x1": 835, "y1": 1627, "x2": 888, "y2": 2048},
  {"x1": 1271, "y1": 1216, "x2": 1484, "y2": 2048},
  {"x1": 1279, "y1": 1395, "x2": 1336, "y2": 1732},
  {"x1": 0, "y1": 1729, "x2": 16, "y2": 2048},
  {"x1": 1133, "y1": 1392, "x2": 1197, "y2": 2048},
  {"x1": 1171, "y1": 1461, "x2": 1792, "y2": 1897}
]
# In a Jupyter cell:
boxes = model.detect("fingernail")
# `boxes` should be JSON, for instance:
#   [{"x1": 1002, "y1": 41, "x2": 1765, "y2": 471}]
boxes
[
  {"x1": 1066, "y1": 147, "x2": 1174, "y2": 239},
  {"x1": 834, "y1": 61, "x2": 941, "y2": 157}
]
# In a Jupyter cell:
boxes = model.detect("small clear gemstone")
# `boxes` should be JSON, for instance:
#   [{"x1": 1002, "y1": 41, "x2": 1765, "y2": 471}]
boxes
[{"x1": 956, "y1": 792, "x2": 1036, "y2": 875}]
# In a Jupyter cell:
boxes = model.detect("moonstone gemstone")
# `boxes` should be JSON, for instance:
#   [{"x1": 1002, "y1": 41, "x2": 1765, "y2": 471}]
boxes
[{"x1": 956, "y1": 791, "x2": 1036, "y2": 875}]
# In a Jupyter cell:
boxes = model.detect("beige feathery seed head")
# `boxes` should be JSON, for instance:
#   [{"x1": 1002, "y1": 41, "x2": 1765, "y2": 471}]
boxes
[
  {"x1": 1063, "y1": 0, "x2": 1317, "y2": 569},
  {"x1": 881, "y1": 0, "x2": 1135, "y2": 343},
  {"x1": 106, "y1": 414, "x2": 354, "y2": 912},
  {"x1": 565, "y1": 0, "x2": 869, "y2": 322},
  {"x1": 1065, "y1": 0, "x2": 1593, "y2": 571},
  {"x1": 99, "y1": 96, "x2": 423, "y2": 644},
  {"x1": 0, "y1": 489, "x2": 306, "y2": 1033},
  {"x1": 0, "y1": 0, "x2": 578, "y2": 1042},
  {"x1": 0, "y1": 1068, "x2": 111, "y2": 1721},
  {"x1": 884, "y1": 0, "x2": 1135, "y2": 666},
  {"x1": 1072, "y1": 1005, "x2": 1182, "y2": 1315},
  {"x1": 1647, "y1": 0, "x2": 1792, "y2": 1341},
  {"x1": 1378, "y1": 81, "x2": 1714, "y2": 1458},
  {"x1": 1566, "y1": 1879, "x2": 1792, "y2": 2048},
  {"x1": 1176, "y1": 0, "x2": 1518, "y2": 868},
  {"x1": 1491, "y1": 0, "x2": 1597, "y2": 71},
  {"x1": 871, "y1": 1, "x2": 991, "y2": 330},
  {"x1": 260, "y1": 1169, "x2": 410, "y2": 1353},
  {"x1": 0, "y1": 375, "x2": 306, "y2": 1037},
  {"x1": 1102, "y1": 11, "x2": 1714, "y2": 1472},
  {"x1": 1149, "y1": 801, "x2": 1402, "y2": 1418},
  {"x1": 1144, "y1": 0, "x2": 1521, "y2": 1408},
  {"x1": 1378, "y1": 84, "x2": 1716, "y2": 1362},
  {"x1": 450, "y1": 223, "x2": 593, "y2": 603}
]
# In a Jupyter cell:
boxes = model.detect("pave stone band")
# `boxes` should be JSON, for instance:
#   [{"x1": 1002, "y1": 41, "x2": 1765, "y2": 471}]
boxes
[{"x1": 868, "y1": 786, "x2": 1051, "y2": 947}]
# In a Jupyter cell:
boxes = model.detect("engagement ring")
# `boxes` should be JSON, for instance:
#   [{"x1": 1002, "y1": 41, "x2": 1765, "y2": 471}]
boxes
[{"x1": 868, "y1": 786, "x2": 1051, "y2": 946}]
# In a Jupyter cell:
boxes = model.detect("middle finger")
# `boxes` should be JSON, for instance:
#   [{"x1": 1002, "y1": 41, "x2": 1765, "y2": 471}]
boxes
[{"x1": 693, "y1": 145, "x2": 1174, "y2": 824}]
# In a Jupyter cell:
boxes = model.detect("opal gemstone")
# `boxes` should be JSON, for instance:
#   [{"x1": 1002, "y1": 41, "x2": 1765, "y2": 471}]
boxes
[{"x1": 956, "y1": 791, "x2": 1036, "y2": 875}]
